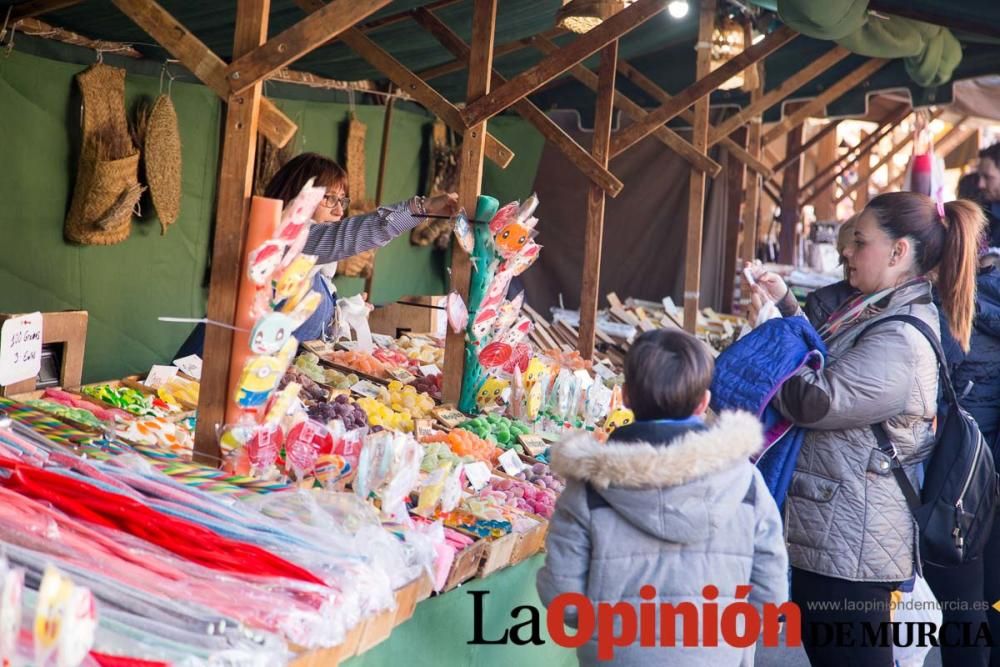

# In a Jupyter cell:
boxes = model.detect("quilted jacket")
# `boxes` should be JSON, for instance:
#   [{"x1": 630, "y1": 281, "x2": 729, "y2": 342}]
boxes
[
  {"x1": 773, "y1": 280, "x2": 939, "y2": 582},
  {"x1": 537, "y1": 413, "x2": 788, "y2": 666}
]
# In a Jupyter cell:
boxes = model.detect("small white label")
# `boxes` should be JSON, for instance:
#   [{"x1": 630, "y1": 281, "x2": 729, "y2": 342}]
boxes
[
  {"x1": 388, "y1": 367, "x2": 417, "y2": 384},
  {"x1": 498, "y1": 449, "x2": 528, "y2": 476},
  {"x1": 0, "y1": 313, "x2": 42, "y2": 385},
  {"x1": 518, "y1": 434, "x2": 547, "y2": 456},
  {"x1": 372, "y1": 334, "x2": 394, "y2": 348},
  {"x1": 144, "y1": 364, "x2": 179, "y2": 389},
  {"x1": 464, "y1": 461, "x2": 492, "y2": 491},
  {"x1": 419, "y1": 364, "x2": 441, "y2": 377},
  {"x1": 172, "y1": 354, "x2": 203, "y2": 380},
  {"x1": 351, "y1": 380, "x2": 383, "y2": 399}
]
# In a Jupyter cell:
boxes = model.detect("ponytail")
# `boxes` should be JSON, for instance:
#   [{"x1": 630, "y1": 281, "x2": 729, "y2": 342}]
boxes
[{"x1": 938, "y1": 199, "x2": 986, "y2": 352}]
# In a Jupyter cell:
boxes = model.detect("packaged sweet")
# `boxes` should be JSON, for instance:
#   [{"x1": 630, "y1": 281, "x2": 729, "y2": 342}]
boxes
[
  {"x1": 235, "y1": 355, "x2": 286, "y2": 409},
  {"x1": 446, "y1": 291, "x2": 469, "y2": 334},
  {"x1": 452, "y1": 211, "x2": 475, "y2": 254}
]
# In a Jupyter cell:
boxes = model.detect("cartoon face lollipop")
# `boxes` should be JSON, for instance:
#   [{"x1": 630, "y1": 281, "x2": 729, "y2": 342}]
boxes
[
  {"x1": 250, "y1": 312, "x2": 298, "y2": 355},
  {"x1": 495, "y1": 221, "x2": 531, "y2": 258},
  {"x1": 235, "y1": 355, "x2": 285, "y2": 408},
  {"x1": 247, "y1": 241, "x2": 286, "y2": 286}
]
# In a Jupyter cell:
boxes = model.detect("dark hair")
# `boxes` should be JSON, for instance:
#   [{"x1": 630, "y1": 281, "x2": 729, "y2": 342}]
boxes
[
  {"x1": 624, "y1": 329, "x2": 714, "y2": 421},
  {"x1": 865, "y1": 192, "x2": 986, "y2": 351},
  {"x1": 958, "y1": 172, "x2": 981, "y2": 202},
  {"x1": 263, "y1": 152, "x2": 348, "y2": 206},
  {"x1": 979, "y1": 143, "x2": 1000, "y2": 170}
]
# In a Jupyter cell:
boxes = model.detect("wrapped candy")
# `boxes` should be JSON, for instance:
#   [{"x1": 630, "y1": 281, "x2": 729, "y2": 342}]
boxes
[
  {"x1": 452, "y1": 211, "x2": 475, "y2": 254},
  {"x1": 235, "y1": 355, "x2": 286, "y2": 409},
  {"x1": 250, "y1": 312, "x2": 298, "y2": 355},
  {"x1": 246, "y1": 422, "x2": 283, "y2": 478},
  {"x1": 285, "y1": 419, "x2": 332, "y2": 481}
]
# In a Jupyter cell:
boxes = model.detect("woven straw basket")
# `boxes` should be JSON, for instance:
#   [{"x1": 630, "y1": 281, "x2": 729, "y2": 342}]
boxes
[{"x1": 144, "y1": 94, "x2": 182, "y2": 235}]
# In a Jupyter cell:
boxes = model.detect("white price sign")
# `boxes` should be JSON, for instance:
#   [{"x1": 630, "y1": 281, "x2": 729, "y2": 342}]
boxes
[{"x1": 0, "y1": 313, "x2": 42, "y2": 385}]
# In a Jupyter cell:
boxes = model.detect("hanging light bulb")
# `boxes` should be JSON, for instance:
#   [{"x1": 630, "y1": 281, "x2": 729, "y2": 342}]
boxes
[
  {"x1": 555, "y1": 0, "x2": 626, "y2": 34},
  {"x1": 667, "y1": 0, "x2": 689, "y2": 18},
  {"x1": 710, "y1": 13, "x2": 745, "y2": 90}
]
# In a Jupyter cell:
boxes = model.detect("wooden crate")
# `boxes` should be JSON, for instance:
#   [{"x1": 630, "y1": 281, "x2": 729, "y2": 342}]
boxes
[
  {"x1": 477, "y1": 531, "x2": 518, "y2": 578},
  {"x1": 356, "y1": 606, "x2": 396, "y2": 654},
  {"x1": 442, "y1": 537, "x2": 488, "y2": 591},
  {"x1": 392, "y1": 577, "x2": 424, "y2": 627},
  {"x1": 510, "y1": 516, "x2": 549, "y2": 565}
]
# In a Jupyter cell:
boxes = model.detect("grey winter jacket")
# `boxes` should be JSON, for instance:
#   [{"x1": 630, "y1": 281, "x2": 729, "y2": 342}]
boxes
[
  {"x1": 773, "y1": 280, "x2": 939, "y2": 582},
  {"x1": 536, "y1": 412, "x2": 789, "y2": 667}
]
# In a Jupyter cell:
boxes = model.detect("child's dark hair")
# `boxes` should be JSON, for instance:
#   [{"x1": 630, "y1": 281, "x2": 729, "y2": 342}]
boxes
[{"x1": 624, "y1": 329, "x2": 714, "y2": 421}]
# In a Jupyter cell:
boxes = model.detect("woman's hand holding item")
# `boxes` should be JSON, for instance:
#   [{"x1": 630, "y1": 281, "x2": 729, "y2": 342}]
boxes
[{"x1": 411, "y1": 193, "x2": 460, "y2": 217}]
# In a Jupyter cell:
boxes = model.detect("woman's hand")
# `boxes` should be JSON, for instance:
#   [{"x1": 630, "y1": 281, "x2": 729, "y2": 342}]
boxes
[
  {"x1": 743, "y1": 261, "x2": 789, "y2": 304},
  {"x1": 425, "y1": 193, "x2": 460, "y2": 217}
]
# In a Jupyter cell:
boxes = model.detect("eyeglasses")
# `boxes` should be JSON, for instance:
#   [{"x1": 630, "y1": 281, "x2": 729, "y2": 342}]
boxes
[{"x1": 322, "y1": 194, "x2": 350, "y2": 209}]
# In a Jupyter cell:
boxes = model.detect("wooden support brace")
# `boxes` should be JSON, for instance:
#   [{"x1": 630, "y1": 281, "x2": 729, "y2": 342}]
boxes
[
  {"x1": 721, "y1": 127, "x2": 747, "y2": 313},
  {"x1": 335, "y1": 26, "x2": 513, "y2": 168},
  {"x1": 611, "y1": 25, "x2": 798, "y2": 159},
  {"x1": 773, "y1": 119, "x2": 842, "y2": 175},
  {"x1": 708, "y1": 46, "x2": 851, "y2": 148},
  {"x1": 461, "y1": 0, "x2": 667, "y2": 129},
  {"x1": 579, "y1": 40, "x2": 618, "y2": 359},
  {"x1": 110, "y1": 0, "x2": 297, "y2": 147},
  {"x1": 443, "y1": 0, "x2": 496, "y2": 404},
  {"x1": 10, "y1": 0, "x2": 81, "y2": 20},
  {"x1": 194, "y1": 0, "x2": 269, "y2": 464},
  {"x1": 417, "y1": 28, "x2": 565, "y2": 82},
  {"x1": 612, "y1": 55, "x2": 767, "y2": 177},
  {"x1": 762, "y1": 58, "x2": 890, "y2": 145},
  {"x1": 740, "y1": 71, "x2": 764, "y2": 307},
  {"x1": 227, "y1": 0, "x2": 391, "y2": 94},
  {"x1": 412, "y1": 8, "x2": 623, "y2": 196},
  {"x1": 778, "y1": 104, "x2": 806, "y2": 265}
]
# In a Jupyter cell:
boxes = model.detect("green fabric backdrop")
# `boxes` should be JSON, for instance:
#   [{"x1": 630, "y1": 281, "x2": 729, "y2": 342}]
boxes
[{"x1": 0, "y1": 48, "x2": 543, "y2": 383}]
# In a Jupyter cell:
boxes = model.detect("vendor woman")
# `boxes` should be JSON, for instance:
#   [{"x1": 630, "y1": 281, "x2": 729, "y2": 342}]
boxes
[{"x1": 175, "y1": 152, "x2": 459, "y2": 356}]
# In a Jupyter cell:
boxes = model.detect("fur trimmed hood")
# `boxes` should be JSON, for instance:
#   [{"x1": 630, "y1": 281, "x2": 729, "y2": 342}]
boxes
[
  {"x1": 551, "y1": 411, "x2": 763, "y2": 489},
  {"x1": 550, "y1": 411, "x2": 765, "y2": 544}
]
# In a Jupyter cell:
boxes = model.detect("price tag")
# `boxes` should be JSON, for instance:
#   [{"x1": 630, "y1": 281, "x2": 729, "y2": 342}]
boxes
[
  {"x1": 0, "y1": 312, "x2": 42, "y2": 386},
  {"x1": 172, "y1": 354, "x2": 203, "y2": 380},
  {"x1": 372, "y1": 334, "x2": 394, "y2": 348},
  {"x1": 419, "y1": 364, "x2": 441, "y2": 377},
  {"x1": 463, "y1": 461, "x2": 492, "y2": 491},
  {"x1": 144, "y1": 364, "x2": 178, "y2": 389},
  {"x1": 388, "y1": 367, "x2": 417, "y2": 384},
  {"x1": 518, "y1": 434, "x2": 547, "y2": 457},
  {"x1": 338, "y1": 340, "x2": 358, "y2": 351},
  {"x1": 351, "y1": 380, "x2": 383, "y2": 399},
  {"x1": 414, "y1": 419, "x2": 436, "y2": 439},
  {"x1": 433, "y1": 406, "x2": 465, "y2": 428},
  {"x1": 498, "y1": 449, "x2": 528, "y2": 476}
]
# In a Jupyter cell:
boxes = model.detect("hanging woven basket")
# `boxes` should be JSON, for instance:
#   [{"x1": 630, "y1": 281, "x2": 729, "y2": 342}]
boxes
[{"x1": 143, "y1": 94, "x2": 183, "y2": 235}]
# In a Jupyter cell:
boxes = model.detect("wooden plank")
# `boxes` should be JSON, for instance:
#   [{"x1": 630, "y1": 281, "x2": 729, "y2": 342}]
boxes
[
  {"x1": 417, "y1": 28, "x2": 565, "y2": 82},
  {"x1": 739, "y1": 70, "x2": 764, "y2": 309},
  {"x1": 360, "y1": 0, "x2": 462, "y2": 32},
  {"x1": 110, "y1": 0, "x2": 296, "y2": 147},
  {"x1": 708, "y1": 46, "x2": 851, "y2": 148},
  {"x1": 412, "y1": 8, "x2": 623, "y2": 196},
  {"x1": 813, "y1": 122, "x2": 838, "y2": 220},
  {"x1": 762, "y1": 58, "x2": 890, "y2": 145},
  {"x1": 773, "y1": 119, "x2": 841, "y2": 175},
  {"x1": 374, "y1": 99, "x2": 395, "y2": 206},
  {"x1": 683, "y1": 0, "x2": 714, "y2": 334},
  {"x1": 778, "y1": 103, "x2": 805, "y2": 265},
  {"x1": 532, "y1": 36, "x2": 720, "y2": 176},
  {"x1": 337, "y1": 26, "x2": 513, "y2": 168},
  {"x1": 443, "y1": 0, "x2": 496, "y2": 404},
  {"x1": 228, "y1": 0, "x2": 391, "y2": 94},
  {"x1": 194, "y1": 0, "x2": 270, "y2": 464},
  {"x1": 611, "y1": 25, "x2": 797, "y2": 160},
  {"x1": 721, "y1": 128, "x2": 747, "y2": 314},
  {"x1": 460, "y1": 0, "x2": 667, "y2": 128},
  {"x1": 854, "y1": 130, "x2": 873, "y2": 208},
  {"x1": 934, "y1": 116, "x2": 973, "y2": 157},
  {"x1": 579, "y1": 40, "x2": 618, "y2": 359},
  {"x1": 612, "y1": 55, "x2": 760, "y2": 177},
  {"x1": 11, "y1": 0, "x2": 81, "y2": 20}
]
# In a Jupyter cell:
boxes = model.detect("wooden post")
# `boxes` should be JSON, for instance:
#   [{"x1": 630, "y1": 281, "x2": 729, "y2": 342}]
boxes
[
  {"x1": 365, "y1": 97, "x2": 395, "y2": 297},
  {"x1": 443, "y1": 0, "x2": 496, "y2": 404},
  {"x1": 579, "y1": 41, "x2": 618, "y2": 360},
  {"x1": 194, "y1": 0, "x2": 270, "y2": 464},
  {"x1": 813, "y1": 124, "x2": 838, "y2": 220},
  {"x1": 721, "y1": 128, "x2": 747, "y2": 314},
  {"x1": 683, "y1": 0, "x2": 715, "y2": 334},
  {"x1": 773, "y1": 119, "x2": 841, "y2": 176},
  {"x1": 739, "y1": 64, "x2": 764, "y2": 310},
  {"x1": 778, "y1": 103, "x2": 805, "y2": 266},
  {"x1": 855, "y1": 130, "x2": 872, "y2": 208}
]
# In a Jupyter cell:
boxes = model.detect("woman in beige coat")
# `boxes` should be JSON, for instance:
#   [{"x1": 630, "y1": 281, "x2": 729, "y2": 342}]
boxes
[{"x1": 747, "y1": 192, "x2": 985, "y2": 667}]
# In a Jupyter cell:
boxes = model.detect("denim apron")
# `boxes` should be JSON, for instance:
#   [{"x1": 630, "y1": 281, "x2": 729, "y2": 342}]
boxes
[{"x1": 292, "y1": 272, "x2": 337, "y2": 343}]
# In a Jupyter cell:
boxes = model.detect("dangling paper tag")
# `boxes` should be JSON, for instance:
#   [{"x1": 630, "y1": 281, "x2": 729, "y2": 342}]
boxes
[
  {"x1": 144, "y1": 364, "x2": 178, "y2": 389},
  {"x1": 172, "y1": 354, "x2": 203, "y2": 379},
  {"x1": 463, "y1": 461, "x2": 492, "y2": 491},
  {"x1": 498, "y1": 449, "x2": 528, "y2": 476}
]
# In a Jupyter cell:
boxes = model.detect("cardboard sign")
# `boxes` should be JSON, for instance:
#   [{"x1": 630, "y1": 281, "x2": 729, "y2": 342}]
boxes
[
  {"x1": 498, "y1": 449, "x2": 528, "y2": 476},
  {"x1": 388, "y1": 367, "x2": 417, "y2": 384},
  {"x1": 419, "y1": 364, "x2": 441, "y2": 377},
  {"x1": 0, "y1": 312, "x2": 42, "y2": 385},
  {"x1": 464, "y1": 461, "x2": 491, "y2": 491},
  {"x1": 144, "y1": 364, "x2": 179, "y2": 389},
  {"x1": 518, "y1": 434, "x2": 548, "y2": 457},
  {"x1": 414, "y1": 419, "x2": 436, "y2": 439},
  {"x1": 351, "y1": 380, "x2": 383, "y2": 399},
  {"x1": 172, "y1": 354, "x2": 203, "y2": 380},
  {"x1": 433, "y1": 406, "x2": 465, "y2": 429}
]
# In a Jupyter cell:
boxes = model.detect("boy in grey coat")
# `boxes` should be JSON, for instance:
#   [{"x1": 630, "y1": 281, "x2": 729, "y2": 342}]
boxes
[{"x1": 537, "y1": 329, "x2": 789, "y2": 666}]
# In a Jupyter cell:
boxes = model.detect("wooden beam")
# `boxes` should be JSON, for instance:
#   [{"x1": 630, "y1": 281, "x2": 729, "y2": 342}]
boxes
[
  {"x1": 740, "y1": 70, "x2": 764, "y2": 308},
  {"x1": 722, "y1": 128, "x2": 747, "y2": 313},
  {"x1": 461, "y1": 0, "x2": 667, "y2": 129},
  {"x1": 227, "y1": 0, "x2": 390, "y2": 94},
  {"x1": 854, "y1": 130, "x2": 873, "y2": 208},
  {"x1": 194, "y1": 0, "x2": 269, "y2": 465},
  {"x1": 935, "y1": 116, "x2": 973, "y2": 157},
  {"x1": 772, "y1": 119, "x2": 841, "y2": 175},
  {"x1": 763, "y1": 180, "x2": 782, "y2": 206},
  {"x1": 762, "y1": 57, "x2": 890, "y2": 145},
  {"x1": 683, "y1": 0, "x2": 715, "y2": 334},
  {"x1": 337, "y1": 27, "x2": 513, "y2": 168},
  {"x1": 110, "y1": 0, "x2": 296, "y2": 147},
  {"x1": 417, "y1": 28, "x2": 565, "y2": 82},
  {"x1": 533, "y1": 36, "x2": 720, "y2": 176},
  {"x1": 708, "y1": 46, "x2": 851, "y2": 148},
  {"x1": 813, "y1": 123, "x2": 838, "y2": 220},
  {"x1": 10, "y1": 0, "x2": 80, "y2": 20},
  {"x1": 412, "y1": 8, "x2": 623, "y2": 196},
  {"x1": 612, "y1": 55, "x2": 769, "y2": 178},
  {"x1": 612, "y1": 25, "x2": 798, "y2": 160},
  {"x1": 778, "y1": 102, "x2": 805, "y2": 265},
  {"x1": 360, "y1": 0, "x2": 462, "y2": 32},
  {"x1": 375, "y1": 98, "x2": 395, "y2": 206},
  {"x1": 443, "y1": 0, "x2": 496, "y2": 404},
  {"x1": 579, "y1": 40, "x2": 618, "y2": 360}
]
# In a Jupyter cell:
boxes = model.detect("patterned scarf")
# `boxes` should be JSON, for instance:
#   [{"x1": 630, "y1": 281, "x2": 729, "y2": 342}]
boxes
[{"x1": 818, "y1": 276, "x2": 927, "y2": 343}]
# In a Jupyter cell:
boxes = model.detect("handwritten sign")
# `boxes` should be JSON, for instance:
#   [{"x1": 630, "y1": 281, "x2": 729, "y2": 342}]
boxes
[
  {"x1": 414, "y1": 419, "x2": 436, "y2": 439},
  {"x1": 388, "y1": 367, "x2": 417, "y2": 384},
  {"x1": 518, "y1": 434, "x2": 548, "y2": 457},
  {"x1": 464, "y1": 462, "x2": 492, "y2": 491},
  {"x1": 351, "y1": 380, "x2": 383, "y2": 399},
  {"x1": 498, "y1": 449, "x2": 528, "y2": 476},
  {"x1": 172, "y1": 354, "x2": 203, "y2": 380},
  {"x1": 144, "y1": 364, "x2": 178, "y2": 389},
  {"x1": 419, "y1": 364, "x2": 441, "y2": 377},
  {"x1": 433, "y1": 406, "x2": 465, "y2": 429},
  {"x1": 0, "y1": 313, "x2": 42, "y2": 385}
]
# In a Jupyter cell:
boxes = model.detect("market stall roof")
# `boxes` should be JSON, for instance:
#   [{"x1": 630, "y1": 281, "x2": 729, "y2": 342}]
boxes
[{"x1": 10, "y1": 0, "x2": 1000, "y2": 124}]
